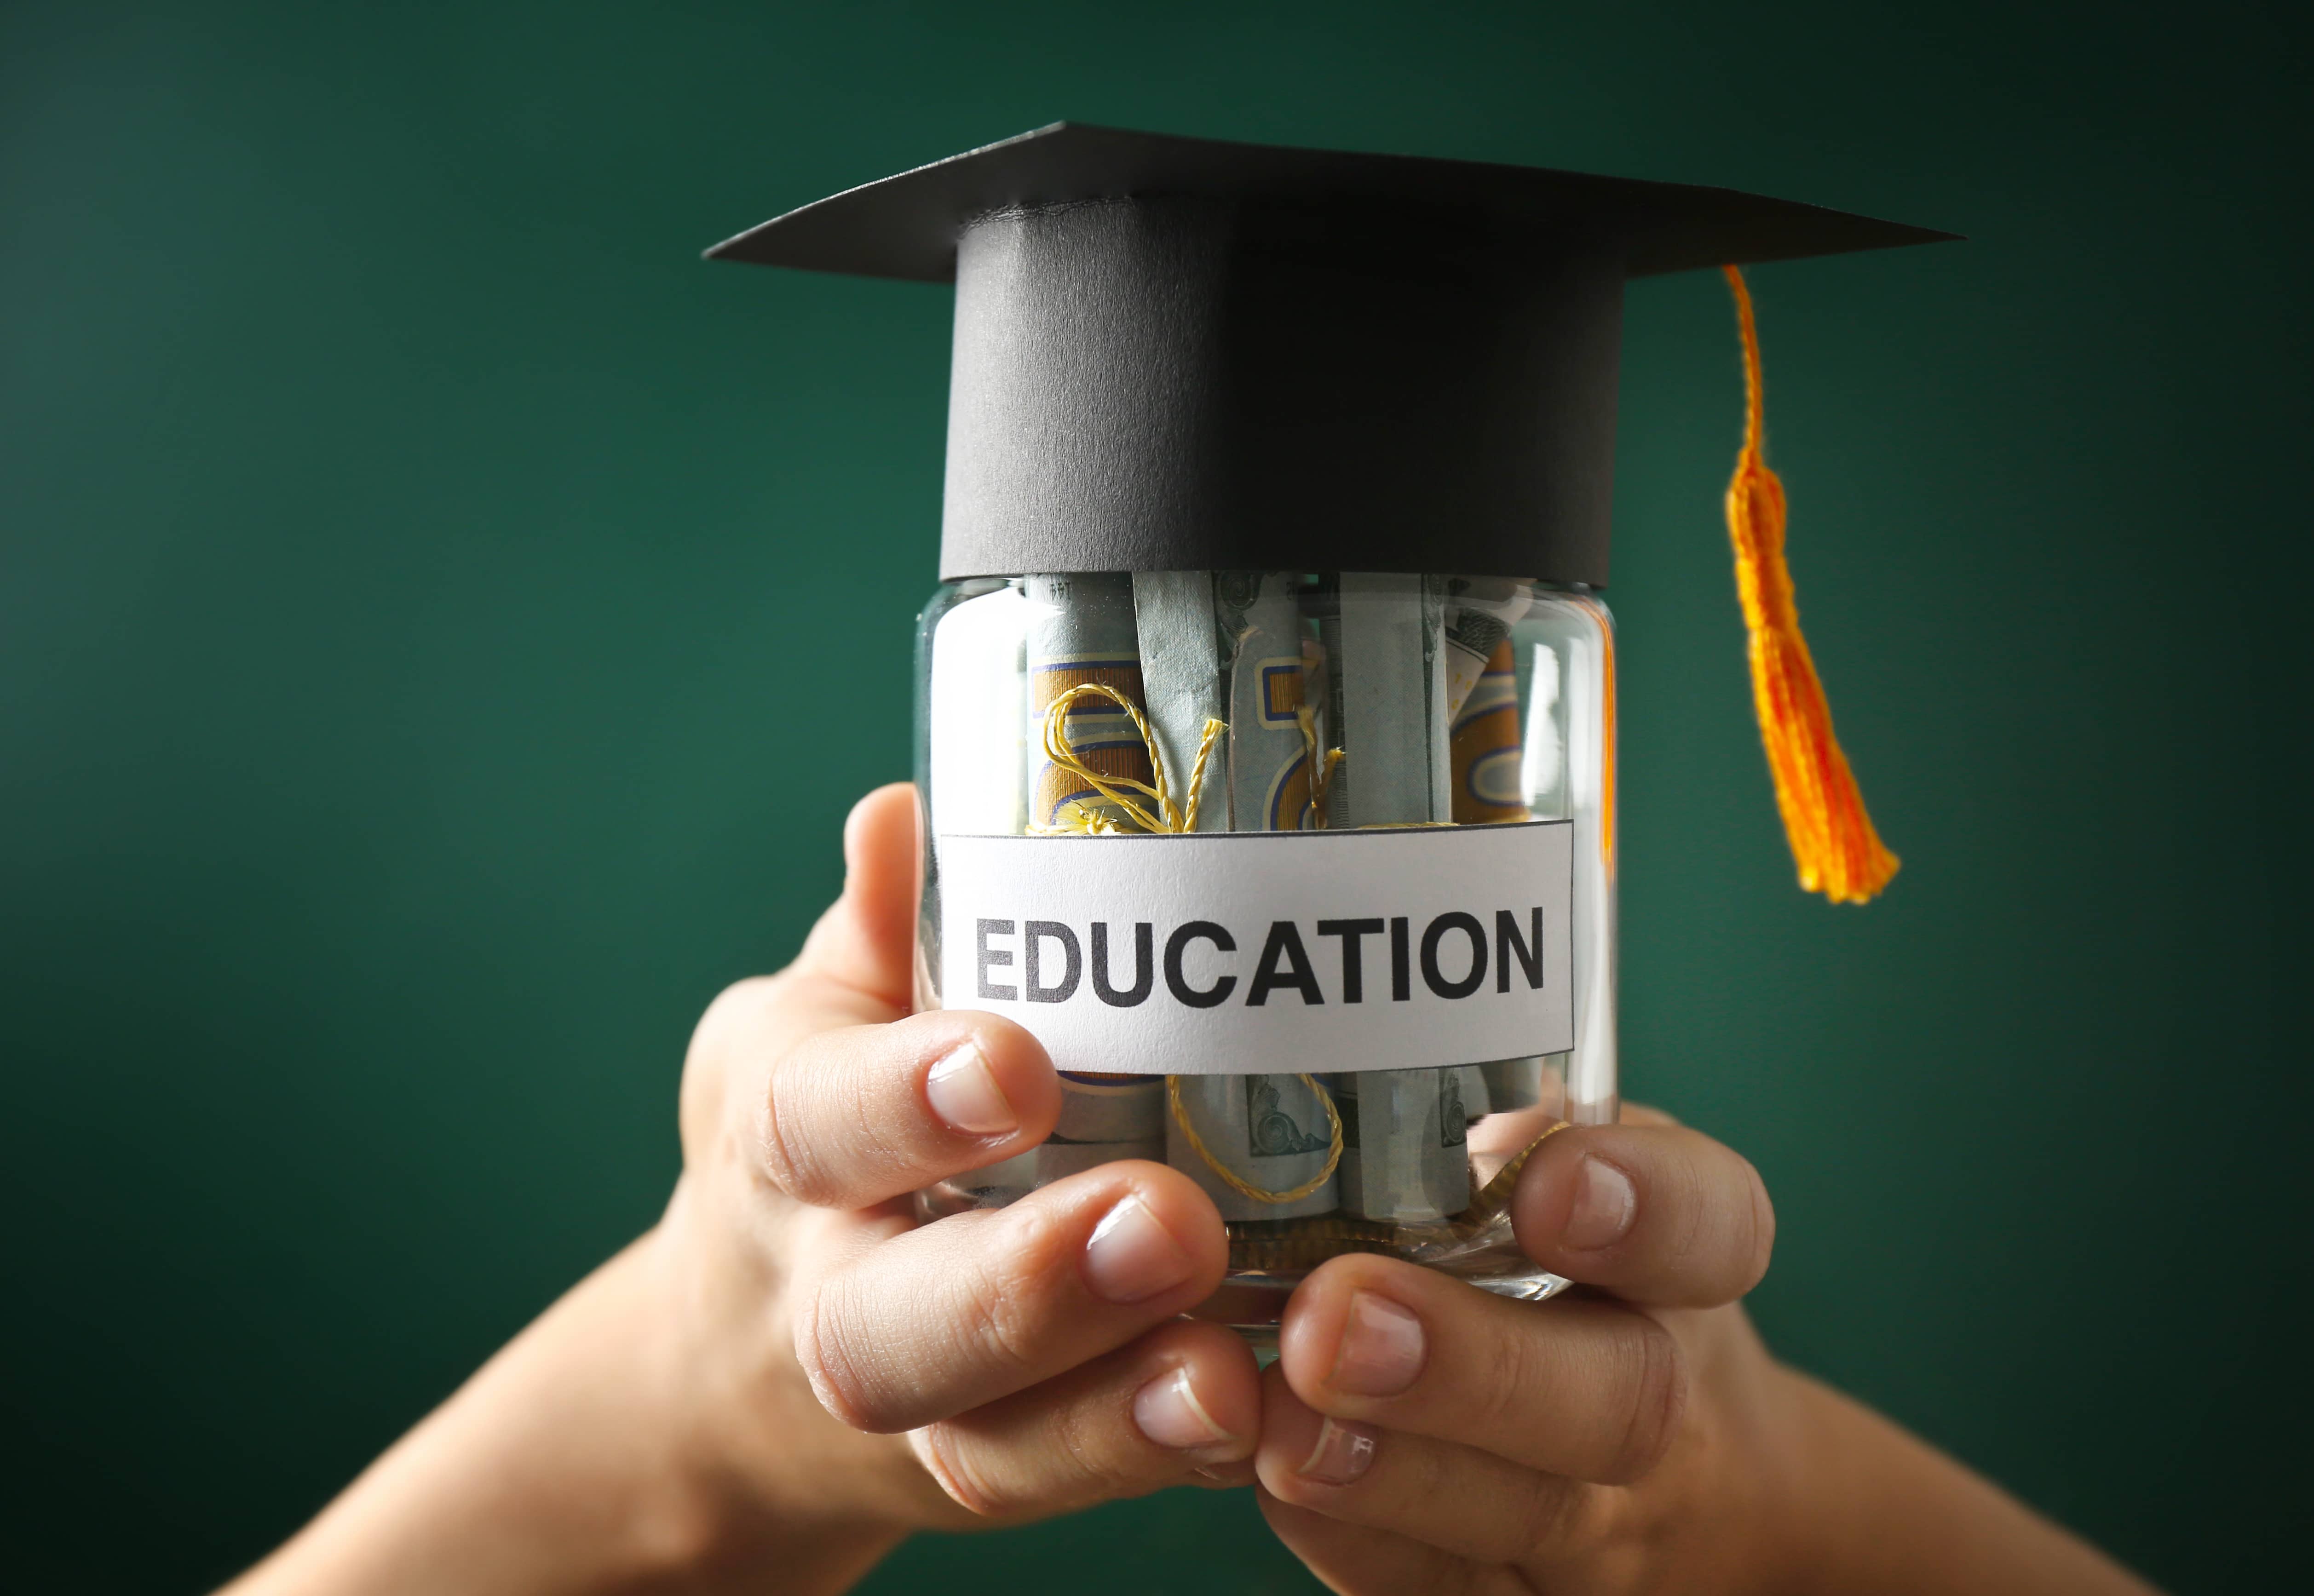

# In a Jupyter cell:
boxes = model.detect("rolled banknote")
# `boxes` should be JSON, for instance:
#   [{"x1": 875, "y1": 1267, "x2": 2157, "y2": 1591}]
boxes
[
  {"x1": 1020, "y1": 575, "x2": 1172, "y2": 1179},
  {"x1": 1216, "y1": 570, "x2": 1323, "y2": 831},
  {"x1": 1132, "y1": 570, "x2": 1228, "y2": 831},
  {"x1": 1329, "y1": 572, "x2": 1469, "y2": 1221},
  {"x1": 1167, "y1": 1071, "x2": 1342, "y2": 1222},
  {"x1": 1452, "y1": 632, "x2": 1546, "y2": 1110},
  {"x1": 1146, "y1": 571, "x2": 1341, "y2": 1221},
  {"x1": 1025, "y1": 572, "x2": 1152, "y2": 832},
  {"x1": 1451, "y1": 637, "x2": 1531, "y2": 825},
  {"x1": 1441, "y1": 578, "x2": 1535, "y2": 723}
]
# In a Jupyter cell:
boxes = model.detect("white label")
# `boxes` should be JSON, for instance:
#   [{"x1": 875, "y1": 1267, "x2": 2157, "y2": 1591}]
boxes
[{"x1": 933, "y1": 821, "x2": 1573, "y2": 1077}]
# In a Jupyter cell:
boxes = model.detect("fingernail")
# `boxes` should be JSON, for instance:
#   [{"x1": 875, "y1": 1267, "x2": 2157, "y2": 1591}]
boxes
[
  {"x1": 1328, "y1": 1291, "x2": 1426, "y2": 1397},
  {"x1": 1297, "y1": 1416, "x2": 1378, "y2": 1486},
  {"x1": 1133, "y1": 1368, "x2": 1233, "y2": 1450},
  {"x1": 1083, "y1": 1194, "x2": 1196, "y2": 1304},
  {"x1": 1565, "y1": 1155, "x2": 1637, "y2": 1250},
  {"x1": 925, "y1": 1039, "x2": 1017, "y2": 1136}
]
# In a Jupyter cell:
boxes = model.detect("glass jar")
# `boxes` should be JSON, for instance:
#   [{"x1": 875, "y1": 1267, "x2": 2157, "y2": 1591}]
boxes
[{"x1": 914, "y1": 570, "x2": 1616, "y2": 1337}]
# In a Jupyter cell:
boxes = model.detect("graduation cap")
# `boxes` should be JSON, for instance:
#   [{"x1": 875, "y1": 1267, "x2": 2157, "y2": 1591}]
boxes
[{"x1": 710, "y1": 124, "x2": 1957, "y2": 901}]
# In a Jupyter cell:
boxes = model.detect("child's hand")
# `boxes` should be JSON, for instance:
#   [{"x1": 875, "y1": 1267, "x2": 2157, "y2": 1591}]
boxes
[
  {"x1": 665, "y1": 782, "x2": 1262, "y2": 1541},
  {"x1": 1253, "y1": 1111, "x2": 2158, "y2": 1595},
  {"x1": 227, "y1": 783, "x2": 1262, "y2": 1595}
]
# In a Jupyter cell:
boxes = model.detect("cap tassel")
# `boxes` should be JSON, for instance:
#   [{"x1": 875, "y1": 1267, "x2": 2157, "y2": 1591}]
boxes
[{"x1": 1721, "y1": 266, "x2": 1900, "y2": 904}]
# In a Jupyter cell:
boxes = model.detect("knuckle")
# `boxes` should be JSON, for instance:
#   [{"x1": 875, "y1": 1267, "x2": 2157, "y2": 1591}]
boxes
[
  {"x1": 912, "y1": 1423, "x2": 1010, "y2": 1518},
  {"x1": 1516, "y1": 1476, "x2": 1608, "y2": 1559},
  {"x1": 1657, "y1": 1148, "x2": 1714, "y2": 1276},
  {"x1": 1474, "y1": 1309, "x2": 1548, "y2": 1439},
  {"x1": 791, "y1": 1276, "x2": 895, "y2": 1432},
  {"x1": 947, "y1": 1201, "x2": 1065, "y2": 1380},
  {"x1": 757, "y1": 1034, "x2": 920, "y2": 1208},
  {"x1": 755, "y1": 1068, "x2": 830, "y2": 1202},
  {"x1": 1608, "y1": 1317, "x2": 1688, "y2": 1481},
  {"x1": 1037, "y1": 1386, "x2": 1124, "y2": 1498}
]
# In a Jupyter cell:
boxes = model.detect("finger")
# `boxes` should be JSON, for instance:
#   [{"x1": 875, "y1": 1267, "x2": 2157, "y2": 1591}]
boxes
[
  {"x1": 1277, "y1": 1255, "x2": 1685, "y2": 1484},
  {"x1": 906, "y1": 1319, "x2": 1260, "y2": 1519},
  {"x1": 797, "y1": 1160, "x2": 1227, "y2": 1433},
  {"x1": 792, "y1": 782, "x2": 922, "y2": 1013},
  {"x1": 1256, "y1": 1492, "x2": 1491, "y2": 1596},
  {"x1": 1510, "y1": 1122, "x2": 1774, "y2": 1308},
  {"x1": 683, "y1": 786, "x2": 930, "y2": 1139},
  {"x1": 755, "y1": 1008, "x2": 1062, "y2": 1209},
  {"x1": 1253, "y1": 1364, "x2": 1597, "y2": 1566}
]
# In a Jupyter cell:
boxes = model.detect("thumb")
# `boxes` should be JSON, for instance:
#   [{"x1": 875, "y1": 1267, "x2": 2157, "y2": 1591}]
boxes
[{"x1": 794, "y1": 782, "x2": 921, "y2": 1013}]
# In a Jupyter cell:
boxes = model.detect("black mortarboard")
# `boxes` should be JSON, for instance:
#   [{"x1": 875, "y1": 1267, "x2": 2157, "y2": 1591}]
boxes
[{"x1": 708, "y1": 122, "x2": 1954, "y2": 587}]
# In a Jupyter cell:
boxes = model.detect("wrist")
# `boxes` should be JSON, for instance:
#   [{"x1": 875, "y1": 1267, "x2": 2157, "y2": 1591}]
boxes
[
  {"x1": 226, "y1": 1228, "x2": 904, "y2": 1596},
  {"x1": 566, "y1": 1224, "x2": 913, "y2": 1593},
  {"x1": 1751, "y1": 1364, "x2": 2158, "y2": 1596}
]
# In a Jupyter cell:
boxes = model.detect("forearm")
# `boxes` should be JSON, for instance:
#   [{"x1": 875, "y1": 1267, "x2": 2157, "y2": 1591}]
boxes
[
  {"x1": 1772, "y1": 1367, "x2": 2159, "y2": 1595},
  {"x1": 220, "y1": 1234, "x2": 903, "y2": 1596}
]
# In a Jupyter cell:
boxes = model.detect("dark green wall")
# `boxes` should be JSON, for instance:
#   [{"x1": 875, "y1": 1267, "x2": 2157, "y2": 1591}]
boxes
[{"x1": 4, "y1": 2, "x2": 2305, "y2": 1590}]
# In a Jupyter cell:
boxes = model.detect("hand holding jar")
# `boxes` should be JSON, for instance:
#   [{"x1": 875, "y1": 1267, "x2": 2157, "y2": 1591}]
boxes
[{"x1": 224, "y1": 783, "x2": 2150, "y2": 1596}]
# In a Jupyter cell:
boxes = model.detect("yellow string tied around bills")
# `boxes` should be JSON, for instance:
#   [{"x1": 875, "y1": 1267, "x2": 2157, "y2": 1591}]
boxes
[
  {"x1": 1722, "y1": 265, "x2": 1900, "y2": 904},
  {"x1": 1032, "y1": 679, "x2": 1345, "y2": 1204},
  {"x1": 1030, "y1": 682, "x2": 1225, "y2": 836},
  {"x1": 1294, "y1": 703, "x2": 1346, "y2": 830}
]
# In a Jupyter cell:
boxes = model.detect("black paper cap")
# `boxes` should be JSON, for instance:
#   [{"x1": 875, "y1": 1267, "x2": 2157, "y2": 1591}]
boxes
[{"x1": 708, "y1": 124, "x2": 1955, "y2": 585}]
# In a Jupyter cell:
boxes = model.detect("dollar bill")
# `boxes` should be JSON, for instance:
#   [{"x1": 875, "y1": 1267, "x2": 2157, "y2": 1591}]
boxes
[
  {"x1": 1022, "y1": 575, "x2": 1168, "y2": 1182},
  {"x1": 1441, "y1": 577, "x2": 1535, "y2": 723},
  {"x1": 1166, "y1": 1072, "x2": 1342, "y2": 1221},
  {"x1": 1451, "y1": 632, "x2": 1545, "y2": 1110},
  {"x1": 1132, "y1": 570, "x2": 1227, "y2": 830},
  {"x1": 1327, "y1": 571, "x2": 1450, "y2": 828},
  {"x1": 1451, "y1": 637, "x2": 1531, "y2": 825},
  {"x1": 1215, "y1": 571, "x2": 1323, "y2": 831},
  {"x1": 1139, "y1": 570, "x2": 1341, "y2": 1221},
  {"x1": 1025, "y1": 573, "x2": 1152, "y2": 832},
  {"x1": 1329, "y1": 573, "x2": 1470, "y2": 1220}
]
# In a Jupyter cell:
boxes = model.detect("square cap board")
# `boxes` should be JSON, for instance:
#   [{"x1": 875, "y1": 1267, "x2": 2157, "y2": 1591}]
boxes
[{"x1": 710, "y1": 123, "x2": 1957, "y2": 582}]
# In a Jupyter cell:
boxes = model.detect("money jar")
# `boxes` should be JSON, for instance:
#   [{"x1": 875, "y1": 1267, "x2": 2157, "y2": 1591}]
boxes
[
  {"x1": 915, "y1": 570, "x2": 1617, "y2": 1322},
  {"x1": 711, "y1": 123, "x2": 1940, "y2": 1332}
]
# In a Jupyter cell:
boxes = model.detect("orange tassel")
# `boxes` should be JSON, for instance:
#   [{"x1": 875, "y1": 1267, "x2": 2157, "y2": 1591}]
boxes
[{"x1": 1721, "y1": 266, "x2": 1899, "y2": 904}]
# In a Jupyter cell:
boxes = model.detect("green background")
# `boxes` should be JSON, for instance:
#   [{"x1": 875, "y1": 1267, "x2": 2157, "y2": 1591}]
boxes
[{"x1": 4, "y1": 2, "x2": 2306, "y2": 1590}]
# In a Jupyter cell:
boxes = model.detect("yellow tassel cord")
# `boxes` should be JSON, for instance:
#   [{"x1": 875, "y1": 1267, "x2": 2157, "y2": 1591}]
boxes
[
  {"x1": 1721, "y1": 266, "x2": 1900, "y2": 904},
  {"x1": 1034, "y1": 682, "x2": 1346, "y2": 1201}
]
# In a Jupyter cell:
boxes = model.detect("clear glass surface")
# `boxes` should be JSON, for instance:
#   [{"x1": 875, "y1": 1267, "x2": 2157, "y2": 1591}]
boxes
[{"x1": 913, "y1": 572, "x2": 1617, "y2": 1330}]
